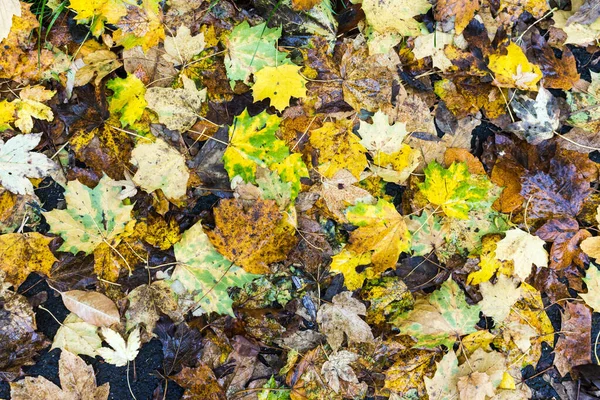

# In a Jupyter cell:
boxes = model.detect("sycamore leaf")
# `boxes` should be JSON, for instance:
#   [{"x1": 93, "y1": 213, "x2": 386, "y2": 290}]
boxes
[
  {"x1": 0, "y1": 232, "x2": 56, "y2": 287},
  {"x1": 580, "y1": 264, "x2": 600, "y2": 312},
  {"x1": 495, "y1": 228, "x2": 548, "y2": 281},
  {"x1": 0, "y1": 133, "x2": 58, "y2": 195},
  {"x1": 479, "y1": 275, "x2": 522, "y2": 323},
  {"x1": 145, "y1": 75, "x2": 206, "y2": 132},
  {"x1": 507, "y1": 86, "x2": 559, "y2": 144},
  {"x1": 130, "y1": 138, "x2": 189, "y2": 201},
  {"x1": 362, "y1": 0, "x2": 431, "y2": 36},
  {"x1": 43, "y1": 175, "x2": 135, "y2": 255},
  {"x1": 330, "y1": 199, "x2": 410, "y2": 289},
  {"x1": 163, "y1": 25, "x2": 205, "y2": 66},
  {"x1": 60, "y1": 290, "x2": 121, "y2": 327},
  {"x1": 358, "y1": 110, "x2": 408, "y2": 154},
  {"x1": 68, "y1": 0, "x2": 127, "y2": 37},
  {"x1": 10, "y1": 350, "x2": 109, "y2": 400},
  {"x1": 106, "y1": 74, "x2": 147, "y2": 128},
  {"x1": 224, "y1": 21, "x2": 290, "y2": 86},
  {"x1": 223, "y1": 109, "x2": 289, "y2": 183},
  {"x1": 316, "y1": 291, "x2": 374, "y2": 352},
  {"x1": 488, "y1": 42, "x2": 542, "y2": 91},
  {"x1": 424, "y1": 350, "x2": 459, "y2": 400},
  {"x1": 393, "y1": 279, "x2": 481, "y2": 348},
  {"x1": 171, "y1": 221, "x2": 258, "y2": 316},
  {"x1": 0, "y1": 0, "x2": 20, "y2": 43},
  {"x1": 418, "y1": 161, "x2": 495, "y2": 219},
  {"x1": 51, "y1": 313, "x2": 102, "y2": 358},
  {"x1": 97, "y1": 327, "x2": 141, "y2": 367},
  {"x1": 252, "y1": 64, "x2": 307, "y2": 111},
  {"x1": 321, "y1": 350, "x2": 360, "y2": 393}
]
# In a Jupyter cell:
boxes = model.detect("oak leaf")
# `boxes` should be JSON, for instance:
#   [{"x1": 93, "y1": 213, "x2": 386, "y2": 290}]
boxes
[
  {"x1": 43, "y1": 175, "x2": 135, "y2": 255},
  {"x1": 0, "y1": 232, "x2": 56, "y2": 286},
  {"x1": 10, "y1": 350, "x2": 109, "y2": 399},
  {"x1": 252, "y1": 64, "x2": 307, "y2": 112},
  {"x1": 316, "y1": 291, "x2": 374, "y2": 352}
]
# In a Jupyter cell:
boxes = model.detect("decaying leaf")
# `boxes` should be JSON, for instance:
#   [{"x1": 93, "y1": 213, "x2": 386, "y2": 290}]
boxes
[
  {"x1": 0, "y1": 232, "x2": 56, "y2": 286},
  {"x1": 10, "y1": 350, "x2": 109, "y2": 399},
  {"x1": 507, "y1": 86, "x2": 559, "y2": 145},
  {"x1": 316, "y1": 291, "x2": 374, "y2": 352},
  {"x1": 554, "y1": 302, "x2": 591, "y2": 376}
]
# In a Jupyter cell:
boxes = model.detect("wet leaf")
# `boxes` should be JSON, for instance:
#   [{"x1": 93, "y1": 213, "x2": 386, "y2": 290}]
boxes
[
  {"x1": 172, "y1": 364, "x2": 226, "y2": 400},
  {"x1": 507, "y1": 86, "x2": 559, "y2": 145},
  {"x1": 488, "y1": 42, "x2": 542, "y2": 91},
  {"x1": 554, "y1": 302, "x2": 591, "y2": 376}
]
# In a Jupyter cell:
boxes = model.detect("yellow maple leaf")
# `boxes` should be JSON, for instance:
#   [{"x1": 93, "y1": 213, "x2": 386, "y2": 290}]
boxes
[
  {"x1": 252, "y1": 64, "x2": 307, "y2": 112},
  {"x1": 0, "y1": 232, "x2": 57, "y2": 286},
  {"x1": 309, "y1": 121, "x2": 368, "y2": 179},
  {"x1": 488, "y1": 42, "x2": 542, "y2": 91},
  {"x1": 467, "y1": 235, "x2": 513, "y2": 285},
  {"x1": 69, "y1": 0, "x2": 127, "y2": 37},
  {"x1": 0, "y1": 85, "x2": 55, "y2": 133}
]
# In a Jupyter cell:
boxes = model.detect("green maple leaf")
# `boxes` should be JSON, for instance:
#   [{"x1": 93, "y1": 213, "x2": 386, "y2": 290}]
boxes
[
  {"x1": 392, "y1": 279, "x2": 481, "y2": 348},
  {"x1": 223, "y1": 109, "x2": 289, "y2": 183},
  {"x1": 107, "y1": 74, "x2": 147, "y2": 128},
  {"x1": 171, "y1": 221, "x2": 259, "y2": 316},
  {"x1": 418, "y1": 161, "x2": 495, "y2": 219},
  {"x1": 43, "y1": 175, "x2": 135, "y2": 255},
  {"x1": 224, "y1": 21, "x2": 291, "y2": 87}
]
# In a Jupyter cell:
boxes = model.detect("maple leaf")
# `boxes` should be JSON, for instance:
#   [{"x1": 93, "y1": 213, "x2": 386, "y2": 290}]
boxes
[
  {"x1": 106, "y1": 74, "x2": 147, "y2": 128},
  {"x1": 0, "y1": 86, "x2": 55, "y2": 133},
  {"x1": 406, "y1": 210, "x2": 447, "y2": 257},
  {"x1": 154, "y1": 319, "x2": 203, "y2": 376},
  {"x1": 507, "y1": 86, "x2": 559, "y2": 144},
  {"x1": 252, "y1": 64, "x2": 307, "y2": 111},
  {"x1": 145, "y1": 75, "x2": 207, "y2": 132},
  {"x1": 316, "y1": 291, "x2": 374, "y2": 352},
  {"x1": 358, "y1": 110, "x2": 409, "y2": 154},
  {"x1": 314, "y1": 169, "x2": 376, "y2": 222},
  {"x1": 479, "y1": 275, "x2": 522, "y2": 323},
  {"x1": 43, "y1": 175, "x2": 135, "y2": 255},
  {"x1": 223, "y1": 109, "x2": 289, "y2": 183},
  {"x1": 309, "y1": 121, "x2": 368, "y2": 179},
  {"x1": 330, "y1": 199, "x2": 411, "y2": 289},
  {"x1": 553, "y1": 1, "x2": 600, "y2": 45},
  {"x1": 224, "y1": 21, "x2": 290, "y2": 86},
  {"x1": 321, "y1": 350, "x2": 360, "y2": 393},
  {"x1": 488, "y1": 42, "x2": 542, "y2": 90},
  {"x1": 0, "y1": 0, "x2": 20, "y2": 42},
  {"x1": 163, "y1": 25, "x2": 205, "y2": 66},
  {"x1": 467, "y1": 234, "x2": 513, "y2": 285},
  {"x1": 207, "y1": 199, "x2": 297, "y2": 274},
  {"x1": 412, "y1": 31, "x2": 455, "y2": 72},
  {"x1": 0, "y1": 232, "x2": 56, "y2": 287},
  {"x1": 435, "y1": 0, "x2": 479, "y2": 34},
  {"x1": 112, "y1": 0, "x2": 164, "y2": 51},
  {"x1": 130, "y1": 138, "x2": 190, "y2": 201},
  {"x1": 0, "y1": 133, "x2": 57, "y2": 195},
  {"x1": 418, "y1": 161, "x2": 495, "y2": 219},
  {"x1": 10, "y1": 350, "x2": 109, "y2": 399},
  {"x1": 362, "y1": 0, "x2": 431, "y2": 37},
  {"x1": 393, "y1": 279, "x2": 481, "y2": 348},
  {"x1": 51, "y1": 313, "x2": 102, "y2": 358},
  {"x1": 580, "y1": 264, "x2": 600, "y2": 312},
  {"x1": 97, "y1": 327, "x2": 141, "y2": 367},
  {"x1": 171, "y1": 220, "x2": 258, "y2": 316},
  {"x1": 495, "y1": 228, "x2": 548, "y2": 281},
  {"x1": 68, "y1": 0, "x2": 127, "y2": 37}
]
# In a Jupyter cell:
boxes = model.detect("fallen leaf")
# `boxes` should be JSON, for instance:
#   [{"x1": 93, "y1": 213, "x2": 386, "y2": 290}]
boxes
[
  {"x1": 316, "y1": 291, "x2": 374, "y2": 352},
  {"x1": 106, "y1": 74, "x2": 147, "y2": 128},
  {"x1": 435, "y1": 0, "x2": 479, "y2": 34},
  {"x1": 97, "y1": 327, "x2": 140, "y2": 367},
  {"x1": 112, "y1": 0, "x2": 164, "y2": 51},
  {"x1": 10, "y1": 350, "x2": 109, "y2": 399},
  {"x1": 321, "y1": 350, "x2": 360, "y2": 393},
  {"x1": 43, "y1": 175, "x2": 135, "y2": 255},
  {"x1": 0, "y1": 0, "x2": 20, "y2": 43},
  {"x1": 424, "y1": 350, "x2": 459, "y2": 400},
  {"x1": 172, "y1": 364, "x2": 226, "y2": 400},
  {"x1": 358, "y1": 110, "x2": 409, "y2": 154},
  {"x1": 252, "y1": 64, "x2": 307, "y2": 112},
  {"x1": 314, "y1": 169, "x2": 375, "y2": 222},
  {"x1": 495, "y1": 228, "x2": 548, "y2": 281},
  {"x1": 393, "y1": 279, "x2": 482, "y2": 348},
  {"x1": 0, "y1": 232, "x2": 56, "y2": 286},
  {"x1": 155, "y1": 319, "x2": 203, "y2": 376},
  {"x1": 75, "y1": 49, "x2": 122, "y2": 87},
  {"x1": 68, "y1": 0, "x2": 127, "y2": 37},
  {"x1": 554, "y1": 302, "x2": 591, "y2": 376},
  {"x1": 163, "y1": 25, "x2": 205, "y2": 66},
  {"x1": 580, "y1": 264, "x2": 600, "y2": 312},
  {"x1": 60, "y1": 290, "x2": 121, "y2": 327},
  {"x1": 51, "y1": 313, "x2": 102, "y2": 358},
  {"x1": 488, "y1": 42, "x2": 542, "y2": 91},
  {"x1": 362, "y1": 0, "x2": 431, "y2": 37},
  {"x1": 130, "y1": 138, "x2": 190, "y2": 201},
  {"x1": 479, "y1": 275, "x2": 522, "y2": 323},
  {"x1": 0, "y1": 133, "x2": 58, "y2": 195},
  {"x1": 506, "y1": 86, "x2": 559, "y2": 145}
]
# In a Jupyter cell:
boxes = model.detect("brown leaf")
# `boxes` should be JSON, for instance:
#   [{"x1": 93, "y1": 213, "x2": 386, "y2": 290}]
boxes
[
  {"x1": 536, "y1": 218, "x2": 590, "y2": 271},
  {"x1": 172, "y1": 364, "x2": 226, "y2": 400},
  {"x1": 567, "y1": 0, "x2": 600, "y2": 25},
  {"x1": 527, "y1": 31, "x2": 580, "y2": 90},
  {"x1": 10, "y1": 350, "x2": 110, "y2": 399},
  {"x1": 207, "y1": 199, "x2": 297, "y2": 274},
  {"x1": 0, "y1": 277, "x2": 48, "y2": 381},
  {"x1": 435, "y1": 0, "x2": 480, "y2": 34},
  {"x1": 491, "y1": 160, "x2": 524, "y2": 213},
  {"x1": 60, "y1": 290, "x2": 121, "y2": 327},
  {"x1": 444, "y1": 148, "x2": 486, "y2": 174},
  {"x1": 554, "y1": 302, "x2": 592, "y2": 376}
]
